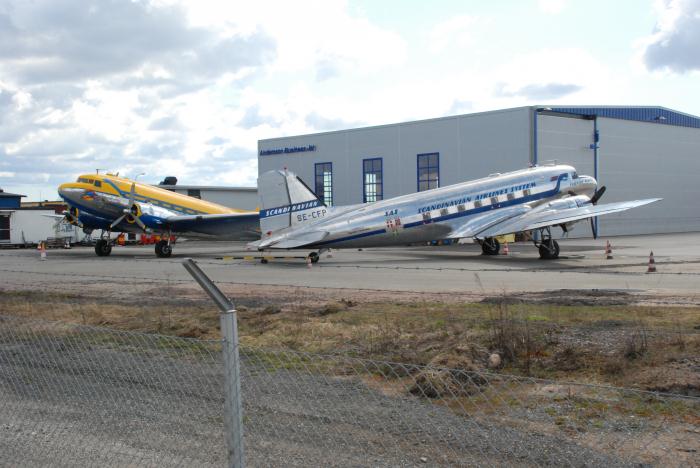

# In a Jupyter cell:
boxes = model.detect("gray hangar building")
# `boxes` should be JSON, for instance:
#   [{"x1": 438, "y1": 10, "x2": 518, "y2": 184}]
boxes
[{"x1": 258, "y1": 106, "x2": 700, "y2": 236}]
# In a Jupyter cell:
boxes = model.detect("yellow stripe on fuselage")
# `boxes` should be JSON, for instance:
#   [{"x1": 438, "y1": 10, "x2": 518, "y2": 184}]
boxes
[{"x1": 64, "y1": 174, "x2": 256, "y2": 215}]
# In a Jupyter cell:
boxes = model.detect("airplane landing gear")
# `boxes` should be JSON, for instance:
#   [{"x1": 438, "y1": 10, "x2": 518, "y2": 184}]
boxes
[
  {"x1": 534, "y1": 227, "x2": 560, "y2": 260},
  {"x1": 155, "y1": 239, "x2": 172, "y2": 258},
  {"x1": 95, "y1": 239, "x2": 112, "y2": 257},
  {"x1": 308, "y1": 251, "x2": 320, "y2": 263},
  {"x1": 480, "y1": 237, "x2": 500, "y2": 256}
]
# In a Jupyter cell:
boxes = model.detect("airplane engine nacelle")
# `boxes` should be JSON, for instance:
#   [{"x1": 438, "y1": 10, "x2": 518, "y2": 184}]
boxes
[
  {"x1": 127, "y1": 203, "x2": 142, "y2": 223},
  {"x1": 546, "y1": 195, "x2": 591, "y2": 211}
]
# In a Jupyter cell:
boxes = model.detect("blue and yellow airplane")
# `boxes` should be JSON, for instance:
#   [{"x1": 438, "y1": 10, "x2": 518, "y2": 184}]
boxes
[{"x1": 58, "y1": 173, "x2": 259, "y2": 257}]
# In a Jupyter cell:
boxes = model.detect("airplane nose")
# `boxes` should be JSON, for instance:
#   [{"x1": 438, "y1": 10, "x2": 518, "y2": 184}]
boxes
[{"x1": 58, "y1": 184, "x2": 84, "y2": 203}]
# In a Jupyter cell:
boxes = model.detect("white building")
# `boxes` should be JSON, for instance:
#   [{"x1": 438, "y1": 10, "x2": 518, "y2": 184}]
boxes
[
  {"x1": 157, "y1": 185, "x2": 259, "y2": 210},
  {"x1": 258, "y1": 106, "x2": 700, "y2": 236}
]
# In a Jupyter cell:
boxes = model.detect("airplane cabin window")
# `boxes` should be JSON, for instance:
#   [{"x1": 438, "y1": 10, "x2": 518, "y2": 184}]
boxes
[
  {"x1": 474, "y1": 200, "x2": 482, "y2": 208},
  {"x1": 523, "y1": 189, "x2": 531, "y2": 196},
  {"x1": 457, "y1": 204, "x2": 466, "y2": 212},
  {"x1": 490, "y1": 197, "x2": 498, "y2": 205},
  {"x1": 440, "y1": 208, "x2": 448, "y2": 217},
  {"x1": 507, "y1": 193, "x2": 515, "y2": 201},
  {"x1": 94, "y1": 180, "x2": 102, "y2": 187}
]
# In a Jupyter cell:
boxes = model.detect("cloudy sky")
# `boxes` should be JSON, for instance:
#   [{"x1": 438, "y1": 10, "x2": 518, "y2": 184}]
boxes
[{"x1": 1, "y1": 0, "x2": 699, "y2": 200}]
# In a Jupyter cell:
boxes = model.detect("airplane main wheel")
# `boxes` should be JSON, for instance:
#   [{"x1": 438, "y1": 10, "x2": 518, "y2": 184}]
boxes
[
  {"x1": 308, "y1": 251, "x2": 320, "y2": 263},
  {"x1": 155, "y1": 240, "x2": 172, "y2": 258},
  {"x1": 95, "y1": 239, "x2": 112, "y2": 257},
  {"x1": 538, "y1": 239, "x2": 560, "y2": 260},
  {"x1": 481, "y1": 238, "x2": 500, "y2": 256}
]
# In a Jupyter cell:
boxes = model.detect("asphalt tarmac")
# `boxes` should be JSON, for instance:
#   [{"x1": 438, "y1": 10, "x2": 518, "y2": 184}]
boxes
[{"x1": 1, "y1": 232, "x2": 699, "y2": 296}]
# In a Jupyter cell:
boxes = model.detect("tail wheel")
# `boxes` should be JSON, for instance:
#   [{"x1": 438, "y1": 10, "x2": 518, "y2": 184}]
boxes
[
  {"x1": 538, "y1": 239, "x2": 560, "y2": 260},
  {"x1": 481, "y1": 238, "x2": 500, "y2": 256}
]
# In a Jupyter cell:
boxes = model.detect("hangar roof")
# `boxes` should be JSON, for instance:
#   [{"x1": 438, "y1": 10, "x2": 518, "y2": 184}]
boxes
[{"x1": 545, "y1": 106, "x2": 700, "y2": 129}]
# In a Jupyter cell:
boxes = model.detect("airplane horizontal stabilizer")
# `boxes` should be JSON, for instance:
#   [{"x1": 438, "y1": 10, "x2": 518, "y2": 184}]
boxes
[
  {"x1": 258, "y1": 230, "x2": 329, "y2": 249},
  {"x1": 476, "y1": 198, "x2": 662, "y2": 238}
]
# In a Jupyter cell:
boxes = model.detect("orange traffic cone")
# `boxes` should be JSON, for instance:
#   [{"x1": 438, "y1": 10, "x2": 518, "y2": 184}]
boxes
[
  {"x1": 605, "y1": 240, "x2": 613, "y2": 260},
  {"x1": 647, "y1": 251, "x2": 657, "y2": 273},
  {"x1": 502, "y1": 242, "x2": 510, "y2": 256}
]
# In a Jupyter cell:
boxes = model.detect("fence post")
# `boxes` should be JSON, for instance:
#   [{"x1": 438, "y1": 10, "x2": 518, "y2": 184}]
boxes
[{"x1": 182, "y1": 258, "x2": 244, "y2": 468}]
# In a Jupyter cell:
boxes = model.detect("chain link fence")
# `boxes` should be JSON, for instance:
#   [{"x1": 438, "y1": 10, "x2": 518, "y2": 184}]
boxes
[{"x1": 1, "y1": 313, "x2": 698, "y2": 467}]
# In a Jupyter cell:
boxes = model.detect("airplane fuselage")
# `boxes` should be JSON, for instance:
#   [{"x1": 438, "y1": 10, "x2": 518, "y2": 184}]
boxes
[
  {"x1": 261, "y1": 165, "x2": 596, "y2": 249},
  {"x1": 59, "y1": 174, "x2": 259, "y2": 240}
]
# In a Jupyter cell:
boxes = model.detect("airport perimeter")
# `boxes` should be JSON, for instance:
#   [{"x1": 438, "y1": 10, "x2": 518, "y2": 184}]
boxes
[{"x1": 1, "y1": 233, "x2": 699, "y2": 466}]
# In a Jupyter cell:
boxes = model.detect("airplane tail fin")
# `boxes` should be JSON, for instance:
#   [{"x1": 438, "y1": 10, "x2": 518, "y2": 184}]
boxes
[{"x1": 258, "y1": 170, "x2": 328, "y2": 236}]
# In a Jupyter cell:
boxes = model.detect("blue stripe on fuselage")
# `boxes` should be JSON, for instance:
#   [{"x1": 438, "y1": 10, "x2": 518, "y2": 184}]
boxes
[
  {"x1": 314, "y1": 173, "x2": 567, "y2": 246},
  {"x1": 101, "y1": 179, "x2": 205, "y2": 215}
]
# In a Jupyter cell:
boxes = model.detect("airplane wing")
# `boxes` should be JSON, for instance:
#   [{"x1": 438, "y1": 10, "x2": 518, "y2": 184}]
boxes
[
  {"x1": 472, "y1": 198, "x2": 662, "y2": 239},
  {"x1": 163, "y1": 212, "x2": 260, "y2": 240},
  {"x1": 445, "y1": 205, "x2": 532, "y2": 239}
]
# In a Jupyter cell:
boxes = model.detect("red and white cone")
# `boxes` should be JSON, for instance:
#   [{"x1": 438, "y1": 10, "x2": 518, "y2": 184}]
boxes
[
  {"x1": 502, "y1": 242, "x2": 509, "y2": 256},
  {"x1": 39, "y1": 241, "x2": 47, "y2": 261},
  {"x1": 605, "y1": 240, "x2": 613, "y2": 260},
  {"x1": 306, "y1": 256, "x2": 312, "y2": 269},
  {"x1": 647, "y1": 251, "x2": 657, "y2": 273}
]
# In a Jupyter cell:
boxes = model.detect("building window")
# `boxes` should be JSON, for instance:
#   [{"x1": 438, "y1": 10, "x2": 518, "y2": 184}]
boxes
[
  {"x1": 362, "y1": 158, "x2": 383, "y2": 203},
  {"x1": 187, "y1": 189, "x2": 201, "y2": 199},
  {"x1": 314, "y1": 162, "x2": 333, "y2": 206},
  {"x1": 417, "y1": 153, "x2": 439, "y2": 192}
]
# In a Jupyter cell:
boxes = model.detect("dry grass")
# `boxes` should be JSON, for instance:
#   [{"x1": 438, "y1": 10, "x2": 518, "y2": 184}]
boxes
[{"x1": 1, "y1": 289, "x2": 698, "y2": 392}]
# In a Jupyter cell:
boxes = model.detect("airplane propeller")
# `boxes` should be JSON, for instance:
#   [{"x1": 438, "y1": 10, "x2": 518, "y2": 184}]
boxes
[
  {"x1": 588, "y1": 185, "x2": 606, "y2": 239},
  {"x1": 50, "y1": 206, "x2": 83, "y2": 230},
  {"x1": 110, "y1": 183, "x2": 147, "y2": 230}
]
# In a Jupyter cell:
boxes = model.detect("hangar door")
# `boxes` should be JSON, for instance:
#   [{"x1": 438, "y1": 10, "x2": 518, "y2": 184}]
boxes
[
  {"x1": 537, "y1": 114, "x2": 596, "y2": 178},
  {"x1": 536, "y1": 114, "x2": 596, "y2": 238}
]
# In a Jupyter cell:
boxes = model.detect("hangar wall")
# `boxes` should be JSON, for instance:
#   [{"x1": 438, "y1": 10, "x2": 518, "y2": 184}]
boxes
[{"x1": 258, "y1": 107, "x2": 530, "y2": 206}]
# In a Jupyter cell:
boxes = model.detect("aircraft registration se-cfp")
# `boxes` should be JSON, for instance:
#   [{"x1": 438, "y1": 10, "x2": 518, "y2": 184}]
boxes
[
  {"x1": 249, "y1": 164, "x2": 660, "y2": 262},
  {"x1": 58, "y1": 173, "x2": 259, "y2": 257}
]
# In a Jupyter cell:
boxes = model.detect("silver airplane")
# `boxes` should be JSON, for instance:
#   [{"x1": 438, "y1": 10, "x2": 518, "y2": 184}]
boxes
[{"x1": 250, "y1": 163, "x2": 660, "y2": 262}]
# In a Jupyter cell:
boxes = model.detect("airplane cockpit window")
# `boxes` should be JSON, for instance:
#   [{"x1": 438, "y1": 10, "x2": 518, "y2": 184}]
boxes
[
  {"x1": 572, "y1": 172, "x2": 579, "y2": 179},
  {"x1": 78, "y1": 177, "x2": 90, "y2": 183}
]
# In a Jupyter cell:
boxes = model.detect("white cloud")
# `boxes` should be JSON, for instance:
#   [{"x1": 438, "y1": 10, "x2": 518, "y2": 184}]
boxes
[
  {"x1": 537, "y1": 0, "x2": 568, "y2": 15},
  {"x1": 638, "y1": 0, "x2": 700, "y2": 73},
  {"x1": 428, "y1": 15, "x2": 480, "y2": 53}
]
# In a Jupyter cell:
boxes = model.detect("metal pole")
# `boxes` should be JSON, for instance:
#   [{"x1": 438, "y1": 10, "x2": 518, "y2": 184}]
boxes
[
  {"x1": 182, "y1": 258, "x2": 244, "y2": 468},
  {"x1": 220, "y1": 308, "x2": 245, "y2": 468}
]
